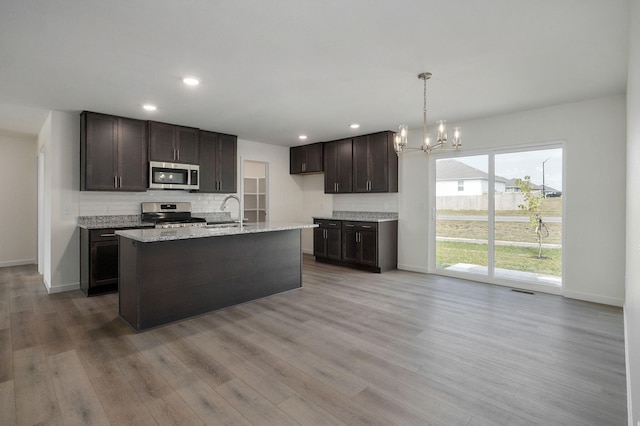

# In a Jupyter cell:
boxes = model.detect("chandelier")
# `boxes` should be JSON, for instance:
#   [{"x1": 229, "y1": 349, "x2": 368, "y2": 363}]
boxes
[{"x1": 394, "y1": 72, "x2": 461, "y2": 155}]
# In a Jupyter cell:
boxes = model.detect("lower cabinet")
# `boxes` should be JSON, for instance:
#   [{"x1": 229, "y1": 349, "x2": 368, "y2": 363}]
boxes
[
  {"x1": 80, "y1": 227, "x2": 147, "y2": 296},
  {"x1": 81, "y1": 228, "x2": 119, "y2": 296},
  {"x1": 313, "y1": 219, "x2": 397, "y2": 272},
  {"x1": 313, "y1": 219, "x2": 342, "y2": 260},
  {"x1": 342, "y1": 222, "x2": 378, "y2": 267}
]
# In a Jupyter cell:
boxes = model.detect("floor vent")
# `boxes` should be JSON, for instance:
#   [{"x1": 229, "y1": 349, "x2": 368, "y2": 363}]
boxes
[{"x1": 511, "y1": 289, "x2": 535, "y2": 295}]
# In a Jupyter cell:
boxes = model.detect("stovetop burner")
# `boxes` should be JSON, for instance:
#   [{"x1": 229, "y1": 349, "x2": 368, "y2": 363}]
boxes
[{"x1": 141, "y1": 201, "x2": 206, "y2": 229}]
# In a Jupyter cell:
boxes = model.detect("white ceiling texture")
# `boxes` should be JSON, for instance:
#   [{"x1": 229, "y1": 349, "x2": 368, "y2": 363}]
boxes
[{"x1": 0, "y1": 0, "x2": 630, "y2": 145}]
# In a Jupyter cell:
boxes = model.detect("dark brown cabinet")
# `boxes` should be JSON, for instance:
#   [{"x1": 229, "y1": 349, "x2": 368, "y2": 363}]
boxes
[
  {"x1": 198, "y1": 131, "x2": 237, "y2": 193},
  {"x1": 149, "y1": 121, "x2": 199, "y2": 164},
  {"x1": 353, "y1": 131, "x2": 398, "y2": 193},
  {"x1": 313, "y1": 219, "x2": 342, "y2": 260},
  {"x1": 80, "y1": 228, "x2": 119, "y2": 296},
  {"x1": 324, "y1": 138, "x2": 353, "y2": 193},
  {"x1": 313, "y1": 218, "x2": 398, "y2": 272},
  {"x1": 290, "y1": 143, "x2": 324, "y2": 174},
  {"x1": 342, "y1": 221, "x2": 378, "y2": 267},
  {"x1": 81, "y1": 111, "x2": 148, "y2": 191}
]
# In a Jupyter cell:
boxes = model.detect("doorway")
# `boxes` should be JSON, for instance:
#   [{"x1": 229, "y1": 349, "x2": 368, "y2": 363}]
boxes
[{"x1": 242, "y1": 160, "x2": 268, "y2": 223}]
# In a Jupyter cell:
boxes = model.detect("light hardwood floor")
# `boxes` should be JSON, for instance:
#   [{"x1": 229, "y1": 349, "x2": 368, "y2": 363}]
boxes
[{"x1": 0, "y1": 256, "x2": 627, "y2": 425}]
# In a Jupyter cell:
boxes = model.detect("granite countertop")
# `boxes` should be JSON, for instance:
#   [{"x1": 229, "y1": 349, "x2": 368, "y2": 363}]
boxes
[
  {"x1": 77, "y1": 212, "x2": 233, "y2": 229},
  {"x1": 312, "y1": 211, "x2": 399, "y2": 222},
  {"x1": 77, "y1": 215, "x2": 154, "y2": 229},
  {"x1": 116, "y1": 222, "x2": 318, "y2": 243}
]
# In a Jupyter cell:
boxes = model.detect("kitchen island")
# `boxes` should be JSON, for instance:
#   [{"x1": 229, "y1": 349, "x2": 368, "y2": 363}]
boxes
[{"x1": 116, "y1": 222, "x2": 316, "y2": 332}]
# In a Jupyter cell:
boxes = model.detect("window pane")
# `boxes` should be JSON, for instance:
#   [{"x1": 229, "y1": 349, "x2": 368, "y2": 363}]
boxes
[
  {"x1": 435, "y1": 156, "x2": 489, "y2": 276},
  {"x1": 494, "y1": 148, "x2": 562, "y2": 286}
]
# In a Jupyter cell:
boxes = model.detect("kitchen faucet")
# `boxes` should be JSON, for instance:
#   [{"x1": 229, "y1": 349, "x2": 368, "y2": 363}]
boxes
[{"x1": 220, "y1": 194, "x2": 242, "y2": 225}]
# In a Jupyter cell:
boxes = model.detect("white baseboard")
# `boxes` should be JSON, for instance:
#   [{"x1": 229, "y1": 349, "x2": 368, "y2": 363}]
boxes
[
  {"x1": 397, "y1": 263, "x2": 429, "y2": 274},
  {"x1": 47, "y1": 282, "x2": 80, "y2": 294},
  {"x1": 302, "y1": 248, "x2": 314, "y2": 255},
  {"x1": 0, "y1": 259, "x2": 36, "y2": 268},
  {"x1": 563, "y1": 289, "x2": 624, "y2": 307}
]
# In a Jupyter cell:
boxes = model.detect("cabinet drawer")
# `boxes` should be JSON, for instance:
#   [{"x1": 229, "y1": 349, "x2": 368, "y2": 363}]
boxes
[
  {"x1": 342, "y1": 221, "x2": 377, "y2": 232},
  {"x1": 89, "y1": 229, "x2": 119, "y2": 242},
  {"x1": 314, "y1": 219, "x2": 342, "y2": 228}
]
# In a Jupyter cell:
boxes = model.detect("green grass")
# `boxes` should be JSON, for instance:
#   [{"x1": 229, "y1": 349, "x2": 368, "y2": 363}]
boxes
[
  {"x1": 436, "y1": 241, "x2": 562, "y2": 276},
  {"x1": 436, "y1": 220, "x2": 562, "y2": 245},
  {"x1": 434, "y1": 200, "x2": 563, "y2": 277}
]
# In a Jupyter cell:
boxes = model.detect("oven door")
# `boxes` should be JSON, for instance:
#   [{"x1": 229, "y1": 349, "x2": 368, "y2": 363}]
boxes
[{"x1": 149, "y1": 161, "x2": 197, "y2": 190}]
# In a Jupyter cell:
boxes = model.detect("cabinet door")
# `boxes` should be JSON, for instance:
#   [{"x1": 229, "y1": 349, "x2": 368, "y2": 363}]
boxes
[
  {"x1": 352, "y1": 135, "x2": 370, "y2": 192},
  {"x1": 324, "y1": 139, "x2": 352, "y2": 193},
  {"x1": 117, "y1": 117, "x2": 148, "y2": 191},
  {"x1": 313, "y1": 227, "x2": 327, "y2": 257},
  {"x1": 306, "y1": 143, "x2": 324, "y2": 173},
  {"x1": 217, "y1": 134, "x2": 237, "y2": 193},
  {"x1": 82, "y1": 112, "x2": 117, "y2": 190},
  {"x1": 342, "y1": 227, "x2": 359, "y2": 262},
  {"x1": 176, "y1": 126, "x2": 199, "y2": 164},
  {"x1": 149, "y1": 121, "x2": 176, "y2": 162},
  {"x1": 359, "y1": 230, "x2": 378, "y2": 266},
  {"x1": 198, "y1": 130, "x2": 218, "y2": 192},
  {"x1": 199, "y1": 131, "x2": 237, "y2": 193},
  {"x1": 326, "y1": 228, "x2": 342, "y2": 260},
  {"x1": 290, "y1": 146, "x2": 306, "y2": 174},
  {"x1": 367, "y1": 132, "x2": 391, "y2": 192}
]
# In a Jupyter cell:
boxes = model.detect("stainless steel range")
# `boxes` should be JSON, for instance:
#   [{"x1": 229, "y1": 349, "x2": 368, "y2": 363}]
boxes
[{"x1": 141, "y1": 202, "x2": 206, "y2": 229}]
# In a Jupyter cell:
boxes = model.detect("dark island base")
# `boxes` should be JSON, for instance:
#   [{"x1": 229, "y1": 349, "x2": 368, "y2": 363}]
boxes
[{"x1": 118, "y1": 229, "x2": 302, "y2": 332}]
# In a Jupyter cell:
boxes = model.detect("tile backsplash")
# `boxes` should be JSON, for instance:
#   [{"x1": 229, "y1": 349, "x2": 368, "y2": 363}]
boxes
[
  {"x1": 78, "y1": 191, "x2": 232, "y2": 216},
  {"x1": 333, "y1": 193, "x2": 398, "y2": 213}
]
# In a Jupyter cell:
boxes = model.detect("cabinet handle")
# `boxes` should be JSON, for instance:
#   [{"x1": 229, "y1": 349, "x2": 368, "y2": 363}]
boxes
[
  {"x1": 119, "y1": 176, "x2": 123, "y2": 188},
  {"x1": 329, "y1": 222, "x2": 338, "y2": 226},
  {"x1": 302, "y1": 163, "x2": 306, "y2": 172},
  {"x1": 345, "y1": 224, "x2": 354, "y2": 227},
  {"x1": 324, "y1": 229, "x2": 327, "y2": 239},
  {"x1": 356, "y1": 231, "x2": 360, "y2": 243},
  {"x1": 100, "y1": 233, "x2": 116, "y2": 237},
  {"x1": 114, "y1": 176, "x2": 118, "y2": 188},
  {"x1": 177, "y1": 149, "x2": 180, "y2": 161},
  {"x1": 362, "y1": 225, "x2": 372, "y2": 229}
]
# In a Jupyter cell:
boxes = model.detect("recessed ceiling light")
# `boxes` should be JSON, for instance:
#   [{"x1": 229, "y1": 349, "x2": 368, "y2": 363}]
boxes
[
  {"x1": 183, "y1": 77, "x2": 200, "y2": 86},
  {"x1": 298, "y1": 135, "x2": 307, "y2": 140},
  {"x1": 143, "y1": 104, "x2": 157, "y2": 111},
  {"x1": 350, "y1": 123, "x2": 360, "y2": 129}
]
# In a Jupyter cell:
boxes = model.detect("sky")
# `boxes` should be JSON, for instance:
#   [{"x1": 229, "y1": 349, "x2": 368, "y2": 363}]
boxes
[{"x1": 450, "y1": 147, "x2": 563, "y2": 191}]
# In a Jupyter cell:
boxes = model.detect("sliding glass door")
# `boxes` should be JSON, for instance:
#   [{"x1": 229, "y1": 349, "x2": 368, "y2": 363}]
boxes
[
  {"x1": 435, "y1": 155, "x2": 489, "y2": 278},
  {"x1": 434, "y1": 145, "x2": 563, "y2": 289}
]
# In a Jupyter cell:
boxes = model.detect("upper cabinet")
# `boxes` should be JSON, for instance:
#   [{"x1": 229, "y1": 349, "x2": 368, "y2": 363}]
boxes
[
  {"x1": 290, "y1": 143, "x2": 324, "y2": 174},
  {"x1": 352, "y1": 131, "x2": 398, "y2": 193},
  {"x1": 149, "y1": 121, "x2": 199, "y2": 164},
  {"x1": 324, "y1": 138, "x2": 353, "y2": 193},
  {"x1": 81, "y1": 111, "x2": 148, "y2": 191},
  {"x1": 198, "y1": 130, "x2": 237, "y2": 193},
  {"x1": 320, "y1": 131, "x2": 397, "y2": 194}
]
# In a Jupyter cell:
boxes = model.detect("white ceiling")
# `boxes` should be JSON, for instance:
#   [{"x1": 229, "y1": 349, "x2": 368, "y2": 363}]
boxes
[{"x1": 0, "y1": 0, "x2": 630, "y2": 145}]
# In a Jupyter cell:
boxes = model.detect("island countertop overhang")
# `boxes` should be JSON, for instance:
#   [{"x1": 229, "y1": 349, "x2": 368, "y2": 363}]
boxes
[{"x1": 116, "y1": 222, "x2": 317, "y2": 243}]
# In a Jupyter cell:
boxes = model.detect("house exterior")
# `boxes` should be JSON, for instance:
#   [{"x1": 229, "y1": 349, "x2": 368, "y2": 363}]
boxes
[{"x1": 435, "y1": 159, "x2": 507, "y2": 195}]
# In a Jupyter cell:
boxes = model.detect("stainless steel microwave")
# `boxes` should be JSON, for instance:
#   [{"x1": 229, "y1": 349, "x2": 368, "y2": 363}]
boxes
[{"x1": 148, "y1": 161, "x2": 199, "y2": 190}]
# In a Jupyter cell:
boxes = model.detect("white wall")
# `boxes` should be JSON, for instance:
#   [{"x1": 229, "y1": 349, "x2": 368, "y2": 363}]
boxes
[
  {"x1": 0, "y1": 131, "x2": 37, "y2": 266},
  {"x1": 400, "y1": 95, "x2": 627, "y2": 306},
  {"x1": 37, "y1": 111, "x2": 80, "y2": 293},
  {"x1": 237, "y1": 139, "x2": 304, "y2": 224},
  {"x1": 625, "y1": 0, "x2": 640, "y2": 423}
]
